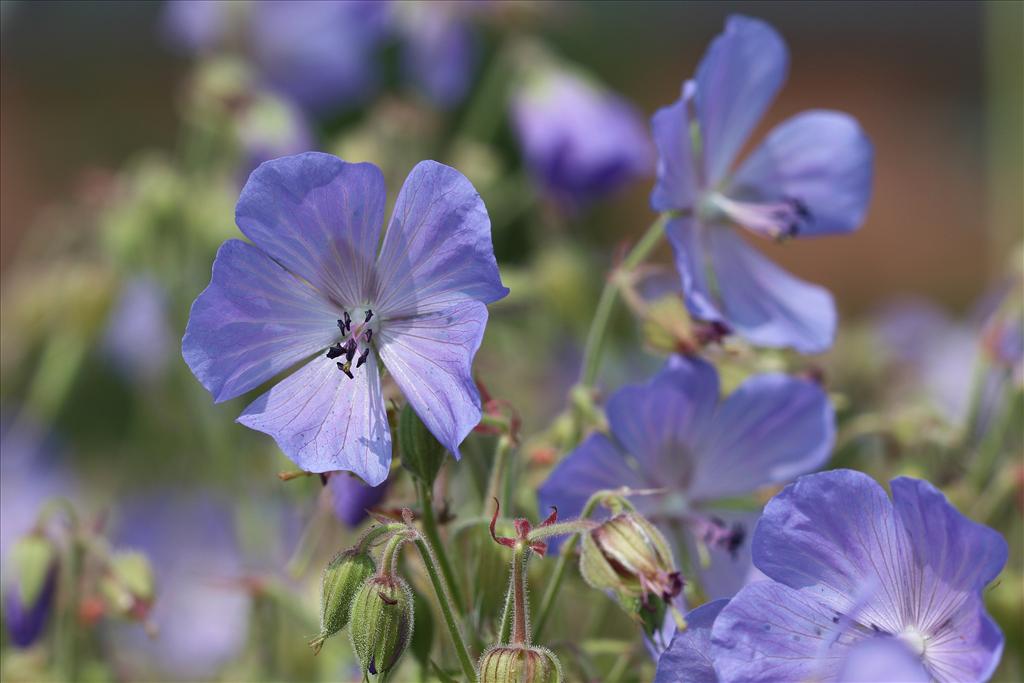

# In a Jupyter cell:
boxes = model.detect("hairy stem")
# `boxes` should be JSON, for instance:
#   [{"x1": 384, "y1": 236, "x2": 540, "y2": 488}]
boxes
[
  {"x1": 412, "y1": 537, "x2": 477, "y2": 682},
  {"x1": 511, "y1": 544, "x2": 530, "y2": 646},
  {"x1": 498, "y1": 577, "x2": 514, "y2": 645},
  {"x1": 416, "y1": 478, "x2": 466, "y2": 614}
]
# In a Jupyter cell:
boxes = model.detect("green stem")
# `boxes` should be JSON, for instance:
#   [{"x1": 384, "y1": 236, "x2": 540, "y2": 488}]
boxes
[
  {"x1": 579, "y1": 214, "x2": 669, "y2": 388},
  {"x1": 484, "y1": 435, "x2": 513, "y2": 510},
  {"x1": 412, "y1": 537, "x2": 477, "y2": 682},
  {"x1": 458, "y1": 41, "x2": 512, "y2": 142},
  {"x1": 417, "y1": 479, "x2": 466, "y2": 614},
  {"x1": 498, "y1": 578, "x2": 514, "y2": 645},
  {"x1": 970, "y1": 381, "x2": 1020, "y2": 490},
  {"x1": 378, "y1": 533, "x2": 408, "y2": 577}
]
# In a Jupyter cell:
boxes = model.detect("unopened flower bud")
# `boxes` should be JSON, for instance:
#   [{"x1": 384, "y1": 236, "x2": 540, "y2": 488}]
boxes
[
  {"x1": 310, "y1": 549, "x2": 376, "y2": 654},
  {"x1": 3, "y1": 535, "x2": 58, "y2": 648},
  {"x1": 580, "y1": 513, "x2": 682, "y2": 603},
  {"x1": 100, "y1": 550, "x2": 155, "y2": 621},
  {"x1": 349, "y1": 575, "x2": 414, "y2": 676},
  {"x1": 398, "y1": 404, "x2": 447, "y2": 486},
  {"x1": 478, "y1": 644, "x2": 563, "y2": 683}
]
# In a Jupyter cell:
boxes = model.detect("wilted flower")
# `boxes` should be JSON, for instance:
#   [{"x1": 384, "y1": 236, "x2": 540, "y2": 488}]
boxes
[
  {"x1": 580, "y1": 512, "x2": 682, "y2": 604},
  {"x1": 183, "y1": 152, "x2": 507, "y2": 485},
  {"x1": 651, "y1": 15, "x2": 873, "y2": 353},
  {"x1": 539, "y1": 355, "x2": 833, "y2": 597},
  {"x1": 654, "y1": 599, "x2": 728, "y2": 683},
  {"x1": 512, "y1": 63, "x2": 652, "y2": 209},
  {"x1": 327, "y1": 472, "x2": 389, "y2": 528},
  {"x1": 710, "y1": 470, "x2": 1007, "y2": 682}
]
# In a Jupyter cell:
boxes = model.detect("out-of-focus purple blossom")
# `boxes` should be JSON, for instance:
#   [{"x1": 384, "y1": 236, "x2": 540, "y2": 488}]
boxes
[
  {"x1": 236, "y1": 94, "x2": 313, "y2": 182},
  {"x1": 512, "y1": 66, "x2": 653, "y2": 209},
  {"x1": 183, "y1": 153, "x2": 507, "y2": 485},
  {"x1": 396, "y1": 2, "x2": 478, "y2": 108},
  {"x1": 982, "y1": 301, "x2": 1024, "y2": 386},
  {"x1": 327, "y1": 472, "x2": 388, "y2": 527},
  {"x1": 102, "y1": 277, "x2": 173, "y2": 383},
  {"x1": 163, "y1": 0, "x2": 390, "y2": 114},
  {"x1": 4, "y1": 560, "x2": 58, "y2": 648},
  {"x1": 710, "y1": 469, "x2": 1006, "y2": 683},
  {"x1": 538, "y1": 355, "x2": 833, "y2": 598},
  {"x1": 651, "y1": 15, "x2": 873, "y2": 353},
  {"x1": 109, "y1": 494, "x2": 249, "y2": 680},
  {"x1": 655, "y1": 599, "x2": 728, "y2": 683}
]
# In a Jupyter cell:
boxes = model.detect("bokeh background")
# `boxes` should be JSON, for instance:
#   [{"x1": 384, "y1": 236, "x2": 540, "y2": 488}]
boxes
[{"x1": 1, "y1": 1, "x2": 1021, "y2": 682}]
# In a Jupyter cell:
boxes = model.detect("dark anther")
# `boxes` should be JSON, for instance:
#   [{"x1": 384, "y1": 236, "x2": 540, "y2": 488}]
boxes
[
  {"x1": 870, "y1": 623, "x2": 880, "y2": 632},
  {"x1": 726, "y1": 522, "x2": 746, "y2": 559},
  {"x1": 337, "y1": 361, "x2": 354, "y2": 379},
  {"x1": 343, "y1": 311, "x2": 352, "y2": 332},
  {"x1": 356, "y1": 348, "x2": 370, "y2": 368},
  {"x1": 336, "y1": 319, "x2": 346, "y2": 333},
  {"x1": 832, "y1": 615, "x2": 841, "y2": 624},
  {"x1": 364, "y1": 328, "x2": 373, "y2": 343},
  {"x1": 345, "y1": 339, "x2": 357, "y2": 362},
  {"x1": 364, "y1": 309, "x2": 374, "y2": 323},
  {"x1": 325, "y1": 344, "x2": 344, "y2": 359},
  {"x1": 792, "y1": 197, "x2": 811, "y2": 220}
]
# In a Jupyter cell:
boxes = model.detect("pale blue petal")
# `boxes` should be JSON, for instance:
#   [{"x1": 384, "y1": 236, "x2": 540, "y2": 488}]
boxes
[
  {"x1": 690, "y1": 373, "x2": 834, "y2": 501},
  {"x1": 696, "y1": 15, "x2": 788, "y2": 185},
  {"x1": 237, "y1": 352, "x2": 391, "y2": 485},
  {"x1": 182, "y1": 240, "x2": 338, "y2": 403},
  {"x1": 837, "y1": 637, "x2": 930, "y2": 683},
  {"x1": 377, "y1": 301, "x2": 488, "y2": 459},
  {"x1": 665, "y1": 216, "x2": 723, "y2": 324},
  {"x1": 655, "y1": 599, "x2": 729, "y2": 683},
  {"x1": 709, "y1": 228, "x2": 836, "y2": 353},
  {"x1": 650, "y1": 85, "x2": 698, "y2": 212},
  {"x1": 235, "y1": 153, "x2": 386, "y2": 309},
  {"x1": 730, "y1": 111, "x2": 874, "y2": 237},
  {"x1": 374, "y1": 161, "x2": 508, "y2": 317}
]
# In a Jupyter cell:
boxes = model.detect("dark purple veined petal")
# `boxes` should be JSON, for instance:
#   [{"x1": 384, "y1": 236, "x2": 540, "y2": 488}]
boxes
[
  {"x1": 690, "y1": 373, "x2": 834, "y2": 501},
  {"x1": 373, "y1": 161, "x2": 508, "y2": 317},
  {"x1": 235, "y1": 153, "x2": 387, "y2": 310},
  {"x1": 837, "y1": 637, "x2": 930, "y2": 683},
  {"x1": 922, "y1": 601, "x2": 1004, "y2": 683},
  {"x1": 650, "y1": 82, "x2": 699, "y2": 213},
  {"x1": 605, "y1": 355, "x2": 719, "y2": 487},
  {"x1": 655, "y1": 599, "x2": 729, "y2": 683},
  {"x1": 729, "y1": 110, "x2": 874, "y2": 237},
  {"x1": 237, "y1": 351, "x2": 391, "y2": 486},
  {"x1": 328, "y1": 473, "x2": 389, "y2": 527},
  {"x1": 182, "y1": 239, "x2": 339, "y2": 403},
  {"x1": 665, "y1": 216, "x2": 723, "y2": 324},
  {"x1": 708, "y1": 228, "x2": 836, "y2": 353},
  {"x1": 376, "y1": 300, "x2": 488, "y2": 460},
  {"x1": 695, "y1": 15, "x2": 788, "y2": 186}
]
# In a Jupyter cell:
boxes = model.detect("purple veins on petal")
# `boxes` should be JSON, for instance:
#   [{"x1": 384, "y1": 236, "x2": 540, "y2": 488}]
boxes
[{"x1": 655, "y1": 599, "x2": 729, "y2": 683}]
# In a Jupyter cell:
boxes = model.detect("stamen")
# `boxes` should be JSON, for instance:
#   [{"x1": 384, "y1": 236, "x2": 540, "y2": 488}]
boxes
[
  {"x1": 706, "y1": 192, "x2": 814, "y2": 240},
  {"x1": 343, "y1": 312, "x2": 352, "y2": 333},
  {"x1": 364, "y1": 328, "x2": 373, "y2": 343},
  {"x1": 356, "y1": 348, "x2": 370, "y2": 368},
  {"x1": 345, "y1": 339, "x2": 357, "y2": 363},
  {"x1": 337, "y1": 361, "x2": 354, "y2": 379},
  {"x1": 364, "y1": 309, "x2": 374, "y2": 323},
  {"x1": 325, "y1": 344, "x2": 344, "y2": 360}
]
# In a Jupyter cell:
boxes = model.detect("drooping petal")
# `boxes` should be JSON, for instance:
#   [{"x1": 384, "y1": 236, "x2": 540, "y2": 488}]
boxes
[
  {"x1": 752, "y1": 470, "x2": 914, "y2": 635},
  {"x1": 655, "y1": 599, "x2": 729, "y2": 683},
  {"x1": 650, "y1": 84, "x2": 698, "y2": 212},
  {"x1": 689, "y1": 373, "x2": 834, "y2": 501},
  {"x1": 709, "y1": 228, "x2": 836, "y2": 353},
  {"x1": 730, "y1": 111, "x2": 874, "y2": 237},
  {"x1": 711, "y1": 580, "x2": 866, "y2": 683},
  {"x1": 182, "y1": 240, "x2": 339, "y2": 403},
  {"x1": 374, "y1": 161, "x2": 508, "y2": 317},
  {"x1": 665, "y1": 216, "x2": 723, "y2": 324},
  {"x1": 696, "y1": 15, "x2": 788, "y2": 186},
  {"x1": 605, "y1": 355, "x2": 719, "y2": 486},
  {"x1": 376, "y1": 301, "x2": 488, "y2": 459},
  {"x1": 837, "y1": 637, "x2": 930, "y2": 683},
  {"x1": 537, "y1": 434, "x2": 645, "y2": 525},
  {"x1": 235, "y1": 153, "x2": 387, "y2": 309},
  {"x1": 237, "y1": 353, "x2": 391, "y2": 485}
]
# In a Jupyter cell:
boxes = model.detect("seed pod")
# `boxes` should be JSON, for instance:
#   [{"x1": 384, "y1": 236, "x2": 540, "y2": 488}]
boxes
[
  {"x1": 349, "y1": 575, "x2": 414, "y2": 676},
  {"x1": 309, "y1": 549, "x2": 376, "y2": 654},
  {"x1": 478, "y1": 645, "x2": 563, "y2": 683},
  {"x1": 579, "y1": 513, "x2": 682, "y2": 603}
]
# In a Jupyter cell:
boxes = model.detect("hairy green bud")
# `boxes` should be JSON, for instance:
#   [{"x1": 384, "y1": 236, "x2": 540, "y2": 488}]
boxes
[
  {"x1": 309, "y1": 549, "x2": 376, "y2": 654},
  {"x1": 349, "y1": 575, "x2": 414, "y2": 676},
  {"x1": 579, "y1": 513, "x2": 682, "y2": 604},
  {"x1": 478, "y1": 645, "x2": 562, "y2": 683}
]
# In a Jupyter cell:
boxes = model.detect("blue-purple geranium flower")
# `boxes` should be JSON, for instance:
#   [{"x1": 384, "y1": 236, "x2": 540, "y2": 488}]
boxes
[
  {"x1": 651, "y1": 15, "x2": 873, "y2": 353},
  {"x1": 710, "y1": 469, "x2": 1007, "y2": 682},
  {"x1": 655, "y1": 599, "x2": 729, "y2": 683},
  {"x1": 538, "y1": 355, "x2": 834, "y2": 598},
  {"x1": 183, "y1": 152, "x2": 508, "y2": 485}
]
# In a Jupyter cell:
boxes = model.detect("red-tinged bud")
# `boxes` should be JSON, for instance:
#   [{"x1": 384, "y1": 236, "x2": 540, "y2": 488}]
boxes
[
  {"x1": 478, "y1": 644, "x2": 562, "y2": 683},
  {"x1": 99, "y1": 551, "x2": 155, "y2": 622},
  {"x1": 580, "y1": 513, "x2": 682, "y2": 604}
]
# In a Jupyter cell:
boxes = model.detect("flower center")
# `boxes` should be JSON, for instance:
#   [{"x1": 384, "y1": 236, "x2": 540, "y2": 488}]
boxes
[
  {"x1": 686, "y1": 513, "x2": 746, "y2": 560},
  {"x1": 700, "y1": 191, "x2": 813, "y2": 240},
  {"x1": 325, "y1": 306, "x2": 377, "y2": 379},
  {"x1": 897, "y1": 626, "x2": 928, "y2": 658}
]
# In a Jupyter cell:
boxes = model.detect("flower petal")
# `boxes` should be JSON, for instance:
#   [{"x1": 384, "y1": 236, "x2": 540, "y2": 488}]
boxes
[
  {"x1": 752, "y1": 470, "x2": 913, "y2": 635},
  {"x1": 374, "y1": 161, "x2": 508, "y2": 316},
  {"x1": 709, "y1": 228, "x2": 836, "y2": 353},
  {"x1": 606, "y1": 355, "x2": 719, "y2": 487},
  {"x1": 655, "y1": 599, "x2": 729, "y2": 683},
  {"x1": 923, "y1": 602, "x2": 1004, "y2": 683},
  {"x1": 684, "y1": 508, "x2": 765, "y2": 600},
  {"x1": 237, "y1": 353, "x2": 391, "y2": 485},
  {"x1": 538, "y1": 434, "x2": 645, "y2": 524},
  {"x1": 376, "y1": 300, "x2": 488, "y2": 459},
  {"x1": 650, "y1": 84, "x2": 698, "y2": 212},
  {"x1": 182, "y1": 239, "x2": 338, "y2": 403},
  {"x1": 327, "y1": 473, "x2": 389, "y2": 528},
  {"x1": 665, "y1": 216, "x2": 723, "y2": 324},
  {"x1": 235, "y1": 152, "x2": 386, "y2": 309},
  {"x1": 711, "y1": 580, "x2": 866, "y2": 683},
  {"x1": 837, "y1": 637, "x2": 930, "y2": 683},
  {"x1": 696, "y1": 15, "x2": 788, "y2": 186},
  {"x1": 730, "y1": 111, "x2": 874, "y2": 237},
  {"x1": 690, "y1": 373, "x2": 834, "y2": 501}
]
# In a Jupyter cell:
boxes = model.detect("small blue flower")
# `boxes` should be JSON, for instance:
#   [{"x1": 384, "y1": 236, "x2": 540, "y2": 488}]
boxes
[
  {"x1": 651, "y1": 15, "x2": 873, "y2": 353},
  {"x1": 183, "y1": 152, "x2": 508, "y2": 485},
  {"x1": 512, "y1": 66, "x2": 653, "y2": 209},
  {"x1": 709, "y1": 470, "x2": 1007, "y2": 682},
  {"x1": 538, "y1": 355, "x2": 833, "y2": 598}
]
